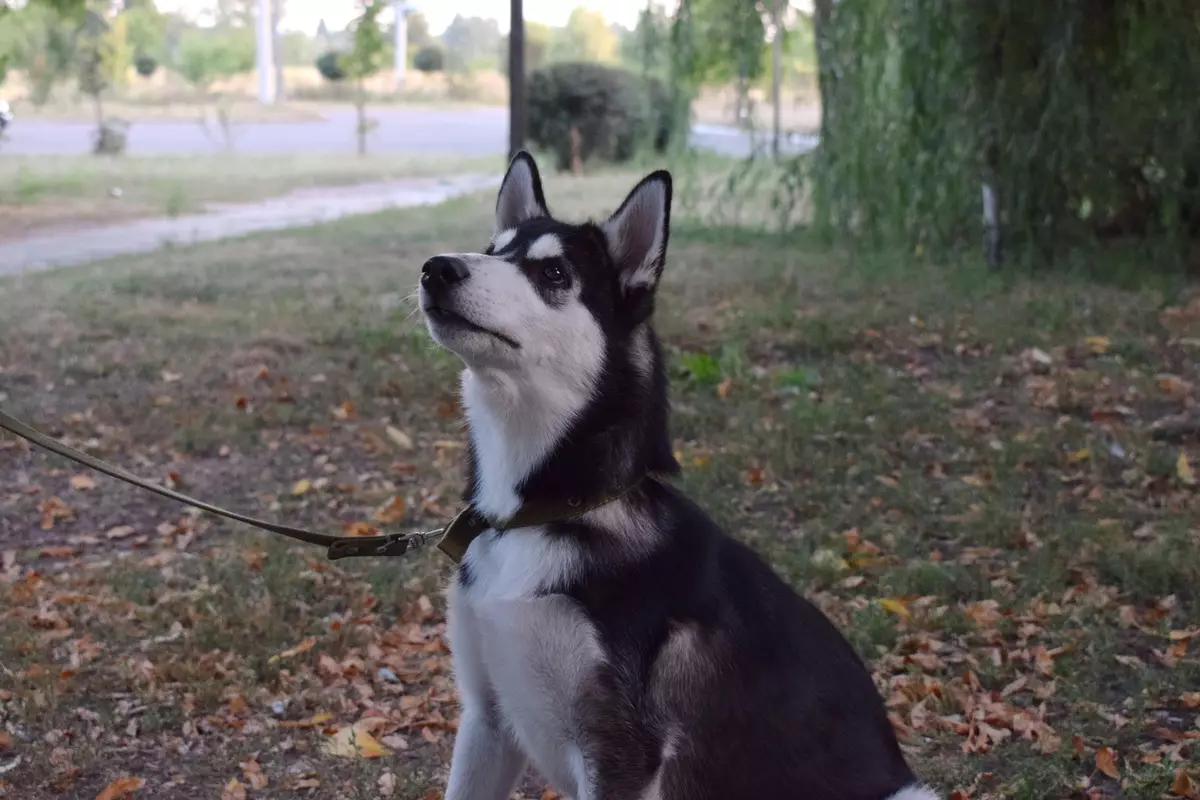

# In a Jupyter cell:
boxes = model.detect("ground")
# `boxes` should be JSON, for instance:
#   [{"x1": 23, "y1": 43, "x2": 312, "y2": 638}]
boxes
[
  {"x1": 0, "y1": 154, "x2": 493, "y2": 240},
  {"x1": 1, "y1": 164, "x2": 1198, "y2": 800}
]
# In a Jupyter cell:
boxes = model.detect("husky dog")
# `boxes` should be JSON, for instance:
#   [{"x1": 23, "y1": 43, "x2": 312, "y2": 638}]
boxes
[{"x1": 418, "y1": 152, "x2": 938, "y2": 800}]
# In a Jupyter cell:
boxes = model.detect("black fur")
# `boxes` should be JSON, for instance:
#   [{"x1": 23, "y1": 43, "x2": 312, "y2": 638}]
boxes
[{"x1": 453, "y1": 153, "x2": 925, "y2": 799}]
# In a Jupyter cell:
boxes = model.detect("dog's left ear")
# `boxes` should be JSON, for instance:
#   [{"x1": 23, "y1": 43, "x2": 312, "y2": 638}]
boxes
[{"x1": 602, "y1": 170, "x2": 672, "y2": 294}]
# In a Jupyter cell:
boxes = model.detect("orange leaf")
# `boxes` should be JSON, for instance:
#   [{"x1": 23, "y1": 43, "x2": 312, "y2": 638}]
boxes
[
  {"x1": 323, "y1": 727, "x2": 391, "y2": 759},
  {"x1": 372, "y1": 495, "x2": 407, "y2": 524},
  {"x1": 716, "y1": 377, "x2": 733, "y2": 398},
  {"x1": 219, "y1": 777, "x2": 246, "y2": 800},
  {"x1": 1172, "y1": 768, "x2": 1199, "y2": 799},
  {"x1": 1095, "y1": 747, "x2": 1120, "y2": 779},
  {"x1": 95, "y1": 776, "x2": 145, "y2": 800},
  {"x1": 878, "y1": 597, "x2": 911, "y2": 619},
  {"x1": 1181, "y1": 692, "x2": 1200, "y2": 709},
  {"x1": 70, "y1": 474, "x2": 96, "y2": 491},
  {"x1": 269, "y1": 637, "x2": 316, "y2": 663}
]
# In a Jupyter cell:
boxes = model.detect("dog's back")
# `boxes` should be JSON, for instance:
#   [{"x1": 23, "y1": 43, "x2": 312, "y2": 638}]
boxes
[{"x1": 421, "y1": 153, "x2": 939, "y2": 800}]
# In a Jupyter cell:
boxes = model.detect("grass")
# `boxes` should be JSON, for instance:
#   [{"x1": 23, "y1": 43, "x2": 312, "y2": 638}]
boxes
[
  {"x1": 0, "y1": 164, "x2": 1198, "y2": 799},
  {"x1": 0, "y1": 153, "x2": 496, "y2": 240}
]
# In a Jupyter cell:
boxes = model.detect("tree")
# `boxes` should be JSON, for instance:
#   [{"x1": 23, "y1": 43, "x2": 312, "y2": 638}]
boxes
[
  {"x1": 119, "y1": 3, "x2": 166, "y2": 63},
  {"x1": 549, "y1": 7, "x2": 617, "y2": 64},
  {"x1": 341, "y1": 0, "x2": 387, "y2": 155},
  {"x1": 78, "y1": 10, "x2": 133, "y2": 154},
  {"x1": 405, "y1": 10, "x2": 430, "y2": 48},
  {"x1": 174, "y1": 26, "x2": 254, "y2": 150},
  {"x1": 0, "y1": 3, "x2": 78, "y2": 105},
  {"x1": 440, "y1": 14, "x2": 501, "y2": 72},
  {"x1": 498, "y1": 20, "x2": 551, "y2": 74},
  {"x1": 412, "y1": 45, "x2": 444, "y2": 73}
]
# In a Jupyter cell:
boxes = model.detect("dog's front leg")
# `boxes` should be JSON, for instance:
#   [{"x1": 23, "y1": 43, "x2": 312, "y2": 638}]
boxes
[{"x1": 445, "y1": 705, "x2": 526, "y2": 800}]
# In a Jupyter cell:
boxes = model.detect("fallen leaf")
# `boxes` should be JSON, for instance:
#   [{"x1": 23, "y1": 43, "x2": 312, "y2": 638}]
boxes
[
  {"x1": 377, "y1": 772, "x2": 398, "y2": 797},
  {"x1": 95, "y1": 776, "x2": 145, "y2": 800},
  {"x1": 1085, "y1": 335, "x2": 1111, "y2": 355},
  {"x1": 270, "y1": 637, "x2": 316, "y2": 663},
  {"x1": 878, "y1": 597, "x2": 911, "y2": 619},
  {"x1": 39, "y1": 497, "x2": 75, "y2": 530},
  {"x1": 385, "y1": 426, "x2": 413, "y2": 450},
  {"x1": 40, "y1": 546, "x2": 80, "y2": 559},
  {"x1": 69, "y1": 475, "x2": 96, "y2": 491},
  {"x1": 219, "y1": 777, "x2": 246, "y2": 800},
  {"x1": 1172, "y1": 768, "x2": 1199, "y2": 799},
  {"x1": 279, "y1": 712, "x2": 334, "y2": 728},
  {"x1": 105, "y1": 525, "x2": 137, "y2": 540},
  {"x1": 0, "y1": 732, "x2": 10, "y2": 750},
  {"x1": 240, "y1": 759, "x2": 267, "y2": 790},
  {"x1": 1095, "y1": 747, "x2": 1120, "y2": 779},
  {"x1": 291, "y1": 479, "x2": 312, "y2": 496},
  {"x1": 746, "y1": 467, "x2": 765, "y2": 486},
  {"x1": 372, "y1": 496, "x2": 407, "y2": 524},
  {"x1": 1181, "y1": 692, "x2": 1200, "y2": 709},
  {"x1": 323, "y1": 727, "x2": 391, "y2": 759},
  {"x1": 1179, "y1": 453, "x2": 1196, "y2": 486},
  {"x1": 716, "y1": 377, "x2": 733, "y2": 398}
]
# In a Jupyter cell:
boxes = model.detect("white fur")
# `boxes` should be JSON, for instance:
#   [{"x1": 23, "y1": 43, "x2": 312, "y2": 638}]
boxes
[
  {"x1": 526, "y1": 232, "x2": 564, "y2": 261},
  {"x1": 491, "y1": 228, "x2": 517, "y2": 252},
  {"x1": 886, "y1": 786, "x2": 942, "y2": 800}
]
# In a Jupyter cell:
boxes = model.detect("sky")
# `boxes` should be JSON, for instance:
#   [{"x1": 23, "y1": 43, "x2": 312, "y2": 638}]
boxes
[{"x1": 154, "y1": 0, "x2": 650, "y2": 36}]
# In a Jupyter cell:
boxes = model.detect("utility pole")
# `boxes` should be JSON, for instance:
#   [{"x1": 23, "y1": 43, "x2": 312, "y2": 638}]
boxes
[
  {"x1": 771, "y1": 0, "x2": 784, "y2": 157},
  {"x1": 255, "y1": 0, "x2": 276, "y2": 104},
  {"x1": 508, "y1": 0, "x2": 525, "y2": 159},
  {"x1": 392, "y1": 1, "x2": 412, "y2": 92}
]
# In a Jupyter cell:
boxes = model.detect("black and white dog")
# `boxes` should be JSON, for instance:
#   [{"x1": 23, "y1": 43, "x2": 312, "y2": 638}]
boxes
[{"x1": 418, "y1": 152, "x2": 938, "y2": 800}]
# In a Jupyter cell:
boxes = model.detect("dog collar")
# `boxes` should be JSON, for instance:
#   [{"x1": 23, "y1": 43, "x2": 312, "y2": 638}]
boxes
[{"x1": 435, "y1": 479, "x2": 648, "y2": 563}]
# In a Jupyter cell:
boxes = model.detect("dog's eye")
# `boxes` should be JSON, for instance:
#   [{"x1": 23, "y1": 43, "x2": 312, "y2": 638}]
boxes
[{"x1": 541, "y1": 264, "x2": 566, "y2": 285}]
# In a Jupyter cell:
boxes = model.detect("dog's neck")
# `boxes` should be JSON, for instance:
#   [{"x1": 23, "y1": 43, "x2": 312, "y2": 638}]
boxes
[{"x1": 460, "y1": 325, "x2": 678, "y2": 524}]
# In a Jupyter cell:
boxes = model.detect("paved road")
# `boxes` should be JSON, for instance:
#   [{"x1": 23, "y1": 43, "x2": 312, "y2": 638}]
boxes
[{"x1": 2, "y1": 107, "x2": 817, "y2": 158}]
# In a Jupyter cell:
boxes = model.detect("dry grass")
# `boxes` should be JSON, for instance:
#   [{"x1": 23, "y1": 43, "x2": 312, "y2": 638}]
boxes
[
  {"x1": 0, "y1": 153, "x2": 494, "y2": 240},
  {"x1": 0, "y1": 164, "x2": 1198, "y2": 799}
]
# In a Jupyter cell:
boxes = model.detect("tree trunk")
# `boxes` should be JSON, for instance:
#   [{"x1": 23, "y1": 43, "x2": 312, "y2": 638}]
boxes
[
  {"x1": 272, "y1": 0, "x2": 286, "y2": 100},
  {"x1": 812, "y1": 0, "x2": 834, "y2": 146},
  {"x1": 771, "y1": 0, "x2": 783, "y2": 157},
  {"x1": 356, "y1": 90, "x2": 367, "y2": 156}
]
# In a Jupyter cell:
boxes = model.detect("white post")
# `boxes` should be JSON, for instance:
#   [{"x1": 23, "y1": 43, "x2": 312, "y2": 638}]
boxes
[
  {"x1": 392, "y1": 1, "x2": 410, "y2": 92},
  {"x1": 256, "y1": 0, "x2": 276, "y2": 104}
]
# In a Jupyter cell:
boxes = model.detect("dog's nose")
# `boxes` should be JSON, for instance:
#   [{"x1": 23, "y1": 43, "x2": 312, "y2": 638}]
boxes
[{"x1": 421, "y1": 256, "x2": 469, "y2": 292}]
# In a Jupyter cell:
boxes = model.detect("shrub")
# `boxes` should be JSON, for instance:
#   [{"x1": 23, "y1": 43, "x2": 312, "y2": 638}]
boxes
[
  {"x1": 412, "y1": 45, "x2": 444, "y2": 73},
  {"x1": 527, "y1": 61, "x2": 674, "y2": 171},
  {"x1": 316, "y1": 50, "x2": 346, "y2": 82},
  {"x1": 134, "y1": 54, "x2": 158, "y2": 77}
]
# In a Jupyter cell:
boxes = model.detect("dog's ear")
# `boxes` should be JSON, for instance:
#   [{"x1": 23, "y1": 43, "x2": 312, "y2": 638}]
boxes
[
  {"x1": 495, "y1": 151, "x2": 548, "y2": 233},
  {"x1": 601, "y1": 170, "x2": 672, "y2": 294}
]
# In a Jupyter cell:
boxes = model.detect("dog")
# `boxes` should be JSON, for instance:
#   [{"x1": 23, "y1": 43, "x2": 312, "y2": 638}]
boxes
[{"x1": 418, "y1": 151, "x2": 939, "y2": 800}]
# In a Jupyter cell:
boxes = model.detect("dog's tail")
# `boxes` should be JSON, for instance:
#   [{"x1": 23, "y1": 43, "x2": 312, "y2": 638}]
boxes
[{"x1": 886, "y1": 785, "x2": 941, "y2": 800}]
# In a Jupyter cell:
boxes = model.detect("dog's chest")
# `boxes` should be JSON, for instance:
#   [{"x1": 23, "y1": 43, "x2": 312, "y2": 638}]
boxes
[{"x1": 449, "y1": 529, "x2": 603, "y2": 796}]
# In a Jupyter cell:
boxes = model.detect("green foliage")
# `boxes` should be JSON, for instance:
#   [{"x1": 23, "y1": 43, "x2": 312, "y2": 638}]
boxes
[
  {"x1": 134, "y1": 53, "x2": 157, "y2": 77},
  {"x1": 548, "y1": 7, "x2": 617, "y2": 64},
  {"x1": 686, "y1": 0, "x2": 768, "y2": 85},
  {"x1": 77, "y1": 11, "x2": 132, "y2": 99},
  {"x1": 439, "y1": 14, "x2": 501, "y2": 73},
  {"x1": 341, "y1": 0, "x2": 387, "y2": 81},
  {"x1": 316, "y1": 50, "x2": 346, "y2": 81},
  {"x1": 120, "y1": 4, "x2": 166, "y2": 63},
  {"x1": 174, "y1": 25, "x2": 253, "y2": 90},
  {"x1": 527, "y1": 60, "x2": 672, "y2": 171},
  {"x1": 412, "y1": 45, "x2": 443, "y2": 73},
  {"x1": 809, "y1": 0, "x2": 1200, "y2": 270},
  {"x1": 0, "y1": 2, "x2": 78, "y2": 104}
]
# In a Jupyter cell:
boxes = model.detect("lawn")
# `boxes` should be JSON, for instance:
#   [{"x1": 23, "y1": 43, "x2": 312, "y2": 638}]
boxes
[
  {"x1": 0, "y1": 153, "x2": 495, "y2": 241},
  {"x1": 0, "y1": 164, "x2": 1198, "y2": 799}
]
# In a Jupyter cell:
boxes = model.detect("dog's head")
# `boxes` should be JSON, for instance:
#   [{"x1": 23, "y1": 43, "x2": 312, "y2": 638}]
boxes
[{"x1": 418, "y1": 151, "x2": 672, "y2": 377}]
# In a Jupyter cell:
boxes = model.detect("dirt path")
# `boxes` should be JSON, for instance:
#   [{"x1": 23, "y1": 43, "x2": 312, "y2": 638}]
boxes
[{"x1": 0, "y1": 173, "x2": 499, "y2": 276}]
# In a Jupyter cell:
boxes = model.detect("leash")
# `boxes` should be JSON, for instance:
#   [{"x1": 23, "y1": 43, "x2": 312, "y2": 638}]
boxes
[{"x1": 0, "y1": 409, "x2": 642, "y2": 563}]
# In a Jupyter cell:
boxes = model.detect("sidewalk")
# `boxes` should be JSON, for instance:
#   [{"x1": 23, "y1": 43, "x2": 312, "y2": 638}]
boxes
[{"x1": 0, "y1": 173, "x2": 499, "y2": 276}]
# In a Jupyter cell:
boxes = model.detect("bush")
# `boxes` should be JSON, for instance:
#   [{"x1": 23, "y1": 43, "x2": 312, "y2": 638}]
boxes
[
  {"x1": 412, "y1": 45, "x2": 444, "y2": 73},
  {"x1": 527, "y1": 61, "x2": 673, "y2": 171},
  {"x1": 134, "y1": 54, "x2": 158, "y2": 78},
  {"x1": 316, "y1": 50, "x2": 346, "y2": 82}
]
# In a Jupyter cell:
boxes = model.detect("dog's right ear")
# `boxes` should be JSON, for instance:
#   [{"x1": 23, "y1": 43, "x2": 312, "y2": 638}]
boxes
[{"x1": 495, "y1": 151, "x2": 548, "y2": 234}]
